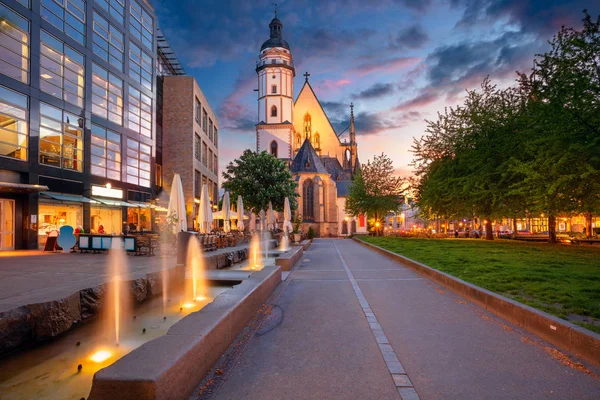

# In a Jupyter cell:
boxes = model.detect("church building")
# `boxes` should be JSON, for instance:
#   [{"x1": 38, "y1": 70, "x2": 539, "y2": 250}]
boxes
[{"x1": 255, "y1": 14, "x2": 367, "y2": 236}]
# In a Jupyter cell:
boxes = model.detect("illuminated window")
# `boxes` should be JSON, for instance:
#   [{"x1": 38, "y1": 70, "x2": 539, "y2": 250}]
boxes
[
  {"x1": 91, "y1": 124, "x2": 121, "y2": 180},
  {"x1": 271, "y1": 105, "x2": 277, "y2": 117},
  {"x1": 41, "y1": 0, "x2": 86, "y2": 44},
  {"x1": 130, "y1": 1, "x2": 153, "y2": 50},
  {"x1": 126, "y1": 138, "x2": 151, "y2": 187},
  {"x1": 0, "y1": 4, "x2": 29, "y2": 84},
  {"x1": 270, "y1": 140, "x2": 278, "y2": 157},
  {"x1": 302, "y1": 179, "x2": 314, "y2": 220},
  {"x1": 128, "y1": 86, "x2": 152, "y2": 137},
  {"x1": 93, "y1": 12, "x2": 124, "y2": 71},
  {"x1": 91, "y1": 63, "x2": 123, "y2": 124},
  {"x1": 129, "y1": 41, "x2": 152, "y2": 91},
  {"x1": 40, "y1": 31, "x2": 84, "y2": 108},
  {"x1": 0, "y1": 86, "x2": 28, "y2": 161},
  {"x1": 39, "y1": 103, "x2": 83, "y2": 172}
]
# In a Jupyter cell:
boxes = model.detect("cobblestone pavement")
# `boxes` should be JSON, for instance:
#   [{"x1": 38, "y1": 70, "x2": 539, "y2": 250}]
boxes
[{"x1": 207, "y1": 239, "x2": 600, "y2": 400}]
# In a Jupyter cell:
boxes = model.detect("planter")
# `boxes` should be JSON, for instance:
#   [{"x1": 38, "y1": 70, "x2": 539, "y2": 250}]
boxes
[{"x1": 293, "y1": 233, "x2": 302, "y2": 243}]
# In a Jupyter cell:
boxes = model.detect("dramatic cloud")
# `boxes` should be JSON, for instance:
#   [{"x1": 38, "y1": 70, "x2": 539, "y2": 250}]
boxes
[
  {"x1": 389, "y1": 24, "x2": 430, "y2": 50},
  {"x1": 350, "y1": 57, "x2": 421, "y2": 76},
  {"x1": 353, "y1": 83, "x2": 396, "y2": 100}
]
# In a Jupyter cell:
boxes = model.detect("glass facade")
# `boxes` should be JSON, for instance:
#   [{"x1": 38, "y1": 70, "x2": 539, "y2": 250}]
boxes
[
  {"x1": 39, "y1": 103, "x2": 84, "y2": 172},
  {"x1": 93, "y1": 11, "x2": 125, "y2": 71},
  {"x1": 91, "y1": 124, "x2": 121, "y2": 180},
  {"x1": 40, "y1": 31, "x2": 85, "y2": 107},
  {"x1": 94, "y1": 0, "x2": 125, "y2": 24},
  {"x1": 127, "y1": 85, "x2": 152, "y2": 137},
  {"x1": 41, "y1": 0, "x2": 86, "y2": 45},
  {"x1": 0, "y1": 85, "x2": 28, "y2": 161},
  {"x1": 0, "y1": 3, "x2": 29, "y2": 84},
  {"x1": 91, "y1": 63, "x2": 123, "y2": 124},
  {"x1": 129, "y1": 41, "x2": 152, "y2": 91},
  {"x1": 129, "y1": 0, "x2": 153, "y2": 50},
  {"x1": 126, "y1": 138, "x2": 151, "y2": 187}
]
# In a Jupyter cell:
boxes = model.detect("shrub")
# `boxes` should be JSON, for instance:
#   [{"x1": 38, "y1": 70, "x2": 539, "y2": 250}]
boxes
[{"x1": 307, "y1": 226, "x2": 315, "y2": 240}]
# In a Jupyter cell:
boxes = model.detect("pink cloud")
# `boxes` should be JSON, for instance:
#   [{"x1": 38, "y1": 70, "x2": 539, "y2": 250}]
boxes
[
  {"x1": 313, "y1": 79, "x2": 352, "y2": 93},
  {"x1": 351, "y1": 57, "x2": 421, "y2": 76}
]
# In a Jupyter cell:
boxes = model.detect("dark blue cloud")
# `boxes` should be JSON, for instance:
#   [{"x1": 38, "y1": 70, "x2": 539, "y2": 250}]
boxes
[
  {"x1": 389, "y1": 24, "x2": 430, "y2": 50},
  {"x1": 353, "y1": 83, "x2": 396, "y2": 100}
]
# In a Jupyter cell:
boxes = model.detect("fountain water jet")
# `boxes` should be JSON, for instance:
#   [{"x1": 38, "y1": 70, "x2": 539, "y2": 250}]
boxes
[
  {"x1": 279, "y1": 234, "x2": 290, "y2": 252},
  {"x1": 186, "y1": 237, "x2": 207, "y2": 304},
  {"x1": 105, "y1": 239, "x2": 131, "y2": 346},
  {"x1": 250, "y1": 233, "x2": 263, "y2": 269}
]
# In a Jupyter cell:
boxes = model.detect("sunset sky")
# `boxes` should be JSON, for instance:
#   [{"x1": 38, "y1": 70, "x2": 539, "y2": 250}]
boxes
[{"x1": 153, "y1": 0, "x2": 599, "y2": 180}]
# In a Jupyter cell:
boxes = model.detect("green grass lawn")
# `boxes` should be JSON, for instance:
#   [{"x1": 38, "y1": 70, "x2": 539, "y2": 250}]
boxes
[{"x1": 359, "y1": 236, "x2": 600, "y2": 333}]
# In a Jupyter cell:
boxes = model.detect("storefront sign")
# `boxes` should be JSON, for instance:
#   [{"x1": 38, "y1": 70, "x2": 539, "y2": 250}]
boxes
[{"x1": 91, "y1": 185, "x2": 123, "y2": 199}]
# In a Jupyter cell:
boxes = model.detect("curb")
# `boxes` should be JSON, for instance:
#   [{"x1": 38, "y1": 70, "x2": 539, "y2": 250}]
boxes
[{"x1": 354, "y1": 238, "x2": 600, "y2": 367}]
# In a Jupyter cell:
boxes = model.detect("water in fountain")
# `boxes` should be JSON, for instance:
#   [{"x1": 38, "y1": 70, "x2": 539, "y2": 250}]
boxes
[
  {"x1": 104, "y1": 239, "x2": 131, "y2": 346},
  {"x1": 280, "y1": 231, "x2": 290, "y2": 252},
  {"x1": 250, "y1": 233, "x2": 263, "y2": 269},
  {"x1": 185, "y1": 237, "x2": 207, "y2": 304}
]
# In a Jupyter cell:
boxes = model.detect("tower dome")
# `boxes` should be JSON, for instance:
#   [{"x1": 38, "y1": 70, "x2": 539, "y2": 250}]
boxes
[{"x1": 261, "y1": 17, "x2": 291, "y2": 51}]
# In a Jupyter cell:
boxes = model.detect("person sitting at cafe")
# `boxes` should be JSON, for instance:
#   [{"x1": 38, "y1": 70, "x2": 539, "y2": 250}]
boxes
[{"x1": 98, "y1": 225, "x2": 105, "y2": 234}]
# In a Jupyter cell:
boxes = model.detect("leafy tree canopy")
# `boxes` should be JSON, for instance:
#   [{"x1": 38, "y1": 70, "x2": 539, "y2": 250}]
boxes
[{"x1": 222, "y1": 150, "x2": 298, "y2": 214}]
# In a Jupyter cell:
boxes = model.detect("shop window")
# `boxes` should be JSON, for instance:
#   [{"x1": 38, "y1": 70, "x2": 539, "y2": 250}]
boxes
[
  {"x1": 39, "y1": 103, "x2": 83, "y2": 172},
  {"x1": 92, "y1": 206, "x2": 123, "y2": 235},
  {"x1": 125, "y1": 138, "x2": 151, "y2": 187},
  {"x1": 127, "y1": 85, "x2": 152, "y2": 137},
  {"x1": 0, "y1": 85, "x2": 28, "y2": 161},
  {"x1": 38, "y1": 203, "x2": 82, "y2": 244},
  {"x1": 91, "y1": 124, "x2": 121, "y2": 181},
  {"x1": 127, "y1": 207, "x2": 150, "y2": 233},
  {"x1": 91, "y1": 63, "x2": 123, "y2": 124},
  {"x1": 0, "y1": 3, "x2": 29, "y2": 84},
  {"x1": 41, "y1": 0, "x2": 86, "y2": 45},
  {"x1": 40, "y1": 31, "x2": 84, "y2": 108},
  {"x1": 92, "y1": 11, "x2": 124, "y2": 71}
]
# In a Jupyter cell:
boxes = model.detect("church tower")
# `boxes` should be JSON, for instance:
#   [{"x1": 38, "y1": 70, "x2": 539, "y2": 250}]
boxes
[{"x1": 255, "y1": 12, "x2": 296, "y2": 159}]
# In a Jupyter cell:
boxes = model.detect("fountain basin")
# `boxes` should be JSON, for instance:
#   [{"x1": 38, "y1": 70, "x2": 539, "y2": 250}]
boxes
[
  {"x1": 88, "y1": 265, "x2": 282, "y2": 400},
  {"x1": 275, "y1": 244, "x2": 306, "y2": 271}
]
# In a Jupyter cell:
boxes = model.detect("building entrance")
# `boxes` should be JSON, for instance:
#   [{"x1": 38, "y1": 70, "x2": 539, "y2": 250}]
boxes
[{"x1": 0, "y1": 199, "x2": 15, "y2": 251}]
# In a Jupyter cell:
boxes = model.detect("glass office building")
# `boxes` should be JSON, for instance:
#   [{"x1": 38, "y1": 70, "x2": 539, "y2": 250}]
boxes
[{"x1": 0, "y1": 0, "x2": 167, "y2": 249}]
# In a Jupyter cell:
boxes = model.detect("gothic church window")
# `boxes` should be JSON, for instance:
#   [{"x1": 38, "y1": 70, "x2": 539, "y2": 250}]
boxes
[
  {"x1": 270, "y1": 140, "x2": 278, "y2": 157},
  {"x1": 303, "y1": 112, "x2": 312, "y2": 141},
  {"x1": 303, "y1": 179, "x2": 314, "y2": 220},
  {"x1": 315, "y1": 132, "x2": 320, "y2": 148},
  {"x1": 271, "y1": 105, "x2": 278, "y2": 117}
]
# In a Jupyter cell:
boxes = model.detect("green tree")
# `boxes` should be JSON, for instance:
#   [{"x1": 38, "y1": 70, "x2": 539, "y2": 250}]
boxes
[
  {"x1": 346, "y1": 153, "x2": 405, "y2": 235},
  {"x1": 222, "y1": 150, "x2": 298, "y2": 214}
]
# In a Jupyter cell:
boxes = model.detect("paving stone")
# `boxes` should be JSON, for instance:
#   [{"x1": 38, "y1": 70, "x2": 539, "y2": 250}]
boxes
[
  {"x1": 398, "y1": 387, "x2": 420, "y2": 400},
  {"x1": 392, "y1": 374, "x2": 413, "y2": 387},
  {"x1": 386, "y1": 359, "x2": 406, "y2": 374},
  {"x1": 369, "y1": 321, "x2": 382, "y2": 330},
  {"x1": 378, "y1": 343, "x2": 394, "y2": 352},
  {"x1": 382, "y1": 350, "x2": 398, "y2": 362}
]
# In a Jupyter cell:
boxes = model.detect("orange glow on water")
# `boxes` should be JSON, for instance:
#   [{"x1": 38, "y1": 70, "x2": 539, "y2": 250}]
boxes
[{"x1": 89, "y1": 350, "x2": 112, "y2": 363}]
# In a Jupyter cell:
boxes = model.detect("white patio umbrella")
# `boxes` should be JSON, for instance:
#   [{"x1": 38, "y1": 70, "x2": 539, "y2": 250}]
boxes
[
  {"x1": 237, "y1": 195, "x2": 245, "y2": 231},
  {"x1": 198, "y1": 184, "x2": 213, "y2": 233},
  {"x1": 283, "y1": 197, "x2": 293, "y2": 233},
  {"x1": 249, "y1": 212, "x2": 256, "y2": 231},
  {"x1": 168, "y1": 173, "x2": 187, "y2": 233},
  {"x1": 266, "y1": 201, "x2": 275, "y2": 230},
  {"x1": 222, "y1": 191, "x2": 231, "y2": 233}
]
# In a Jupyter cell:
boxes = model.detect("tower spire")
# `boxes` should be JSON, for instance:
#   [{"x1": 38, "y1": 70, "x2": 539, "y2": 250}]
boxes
[
  {"x1": 272, "y1": 2, "x2": 278, "y2": 18},
  {"x1": 349, "y1": 102, "x2": 355, "y2": 144}
]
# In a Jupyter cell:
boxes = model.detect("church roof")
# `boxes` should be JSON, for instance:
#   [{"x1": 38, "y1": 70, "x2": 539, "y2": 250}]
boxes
[
  {"x1": 290, "y1": 139, "x2": 328, "y2": 174},
  {"x1": 295, "y1": 80, "x2": 343, "y2": 146},
  {"x1": 261, "y1": 17, "x2": 290, "y2": 51},
  {"x1": 336, "y1": 180, "x2": 353, "y2": 197},
  {"x1": 321, "y1": 156, "x2": 352, "y2": 181}
]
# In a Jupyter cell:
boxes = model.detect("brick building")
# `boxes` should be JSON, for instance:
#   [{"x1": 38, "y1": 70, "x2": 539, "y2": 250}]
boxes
[{"x1": 161, "y1": 76, "x2": 219, "y2": 229}]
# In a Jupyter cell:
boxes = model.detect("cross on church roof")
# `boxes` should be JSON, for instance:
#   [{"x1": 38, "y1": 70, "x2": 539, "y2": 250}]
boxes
[
  {"x1": 304, "y1": 71, "x2": 310, "y2": 82},
  {"x1": 272, "y1": 2, "x2": 278, "y2": 17}
]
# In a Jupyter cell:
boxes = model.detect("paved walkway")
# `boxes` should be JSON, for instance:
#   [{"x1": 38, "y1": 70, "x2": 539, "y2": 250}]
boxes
[{"x1": 208, "y1": 239, "x2": 600, "y2": 400}]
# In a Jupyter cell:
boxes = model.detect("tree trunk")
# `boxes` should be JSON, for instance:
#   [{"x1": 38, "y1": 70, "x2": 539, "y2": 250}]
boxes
[
  {"x1": 585, "y1": 211, "x2": 593, "y2": 238},
  {"x1": 485, "y1": 219, "x2": 494, "y2": 240},
  {"x1": 512, "y1": 219, "x2": 518, "y2": 239},
  {"x1": 548, "y1": 214, "x2": 557, "y2": 244}
]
